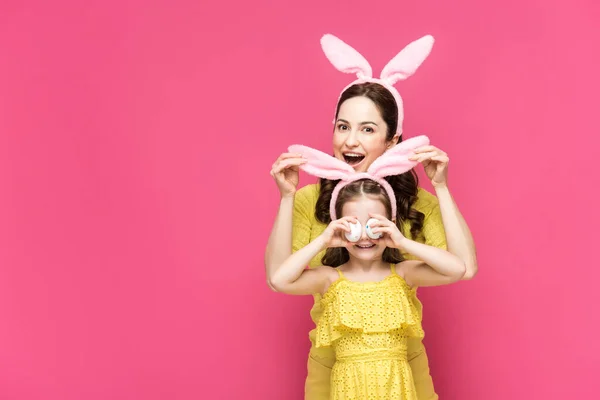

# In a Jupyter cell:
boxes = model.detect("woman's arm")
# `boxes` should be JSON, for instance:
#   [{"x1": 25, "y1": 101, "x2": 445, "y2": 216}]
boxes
[
  {"x1": 434, "y1": 185, "x2": 478, "y2": 279},
  {"x1": 264, "y1": 152, "x2": 307, "y2": 289},
  {"x1": 411, "y1": 145, "x2": 478, "y2": 279},
  {"x1": 265, "y1": 196, "x2": 295, "y2": 290}
]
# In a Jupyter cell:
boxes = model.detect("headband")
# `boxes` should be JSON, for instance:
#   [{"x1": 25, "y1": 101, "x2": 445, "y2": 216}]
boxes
[
  {"x1": 288, "y1": 135, "x2": 430, "y2": 221},
  {"x1": 320, "y1": 34, "x2": 435, "y2": 136}
]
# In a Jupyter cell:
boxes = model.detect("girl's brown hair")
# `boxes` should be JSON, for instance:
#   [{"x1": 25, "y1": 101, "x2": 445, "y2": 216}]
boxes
[{"x1": 321, "y1": 179, "x2": 404, "y2": 267}]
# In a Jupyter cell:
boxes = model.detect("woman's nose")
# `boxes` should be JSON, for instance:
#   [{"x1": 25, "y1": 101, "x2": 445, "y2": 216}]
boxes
[{"x1": 344, "y1": 131, "x2": 359, "y2": 147}]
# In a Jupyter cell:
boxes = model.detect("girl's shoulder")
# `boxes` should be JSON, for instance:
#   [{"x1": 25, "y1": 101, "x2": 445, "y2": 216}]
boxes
[
  {"x1": 394, "y1": 260, "x2": 421, "y2": 284},
  {"x1": 312, "y1": 265, "x2": 341, "y2": 294}
]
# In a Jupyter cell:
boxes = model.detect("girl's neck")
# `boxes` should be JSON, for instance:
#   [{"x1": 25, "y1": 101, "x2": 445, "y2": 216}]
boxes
[{"x1": 344, "y1": 258, "x2": 389, "y2": 273}]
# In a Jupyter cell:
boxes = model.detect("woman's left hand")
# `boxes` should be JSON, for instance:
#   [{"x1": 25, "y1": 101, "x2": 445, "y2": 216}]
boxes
[{"x1": 410, "y1": 145, "x2": 449, "y2": 188}]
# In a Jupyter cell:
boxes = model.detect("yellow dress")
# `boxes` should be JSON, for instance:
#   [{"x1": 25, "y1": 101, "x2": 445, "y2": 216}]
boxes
[
  {"x1": 315, "y1": 265, "x2": 424, "y2": 400},
  {"x1": 293, "y1": 184, "x2": 446, "y2": 399}
]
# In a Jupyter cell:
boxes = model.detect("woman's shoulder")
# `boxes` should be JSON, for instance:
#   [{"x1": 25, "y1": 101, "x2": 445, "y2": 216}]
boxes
[
  {"x1": 413, "y1": 187, "x2": 439, "y2": 213},
  {"x1": 295, "y1": 183, "x2": 320, "y2": 205}
]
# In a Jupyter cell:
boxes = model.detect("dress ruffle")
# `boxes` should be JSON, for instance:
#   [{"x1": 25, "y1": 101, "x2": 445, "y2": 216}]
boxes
[{"x1": 315, "y1": 275, "x2": 424, "y2": 347}]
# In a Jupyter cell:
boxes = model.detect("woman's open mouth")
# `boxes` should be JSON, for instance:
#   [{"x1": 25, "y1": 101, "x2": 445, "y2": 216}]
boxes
[
  {"x1": 355, "y1": 243, "x2": 375, "y2": 249},
  {"x1": 343, "y1": 152, "x2": 365, "y2": 167}
]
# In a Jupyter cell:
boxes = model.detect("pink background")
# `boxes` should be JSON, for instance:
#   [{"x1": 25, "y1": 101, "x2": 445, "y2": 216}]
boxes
[{"x1": 1, "y1": 0, "x2": 599, "y2": 399}]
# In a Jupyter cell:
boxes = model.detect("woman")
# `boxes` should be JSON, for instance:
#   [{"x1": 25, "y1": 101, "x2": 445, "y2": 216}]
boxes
[{"x1": 265, "y1": 34, "x2": 477, "y2": 400}]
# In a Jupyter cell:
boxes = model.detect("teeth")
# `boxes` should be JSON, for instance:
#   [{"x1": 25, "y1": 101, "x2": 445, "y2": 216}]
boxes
[{"x1": 344, "y1": 153, "x2": 363, "y2": 158}]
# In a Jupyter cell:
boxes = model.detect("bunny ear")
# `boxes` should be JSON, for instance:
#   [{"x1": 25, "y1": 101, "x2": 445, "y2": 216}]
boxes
[
  {"x1": 367, "y1": 135, "x2": 430, "y2": 177},
  {"x1": 320, "y1": 34, "x2": 373, "y2": 79},
  {"x1": 288, "y1": 145, "x2": 354, "y2": 181},
  {"x1": 380, "y1": 35, "x2": 434, "y2": 85}
]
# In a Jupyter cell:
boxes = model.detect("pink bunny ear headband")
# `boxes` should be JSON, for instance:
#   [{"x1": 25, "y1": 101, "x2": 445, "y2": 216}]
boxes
[
  {"x1": 289, "y1": 135, "x2": 430, "y2": 221},
  {"x1": 320, "y1": 34, "x2": 434, "y2": 136}
]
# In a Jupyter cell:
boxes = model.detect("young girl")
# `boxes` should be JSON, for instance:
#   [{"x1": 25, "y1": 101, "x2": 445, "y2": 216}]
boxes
[{"x1": 270, "y1": 139, "x2": 466, "y2": 400}]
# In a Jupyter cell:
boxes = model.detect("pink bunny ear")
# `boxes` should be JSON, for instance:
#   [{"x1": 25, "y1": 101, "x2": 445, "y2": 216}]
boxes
[
  {"x1": 320, "y1": 34, "x2": 373, "y2": 79},
  {"x1": 367, "y1": 135, "x2": 430, "y2": 178},
  {"x1": 380, "y1": 35, "x2": 435, "y2": 85},
  {"x1": 288, "y1": 144, "x2": 354, "y2": 181}
]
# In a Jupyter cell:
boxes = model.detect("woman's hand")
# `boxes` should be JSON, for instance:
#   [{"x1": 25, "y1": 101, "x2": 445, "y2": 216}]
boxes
[
  {"x1": 367, "y1": 214, "x2": 407, "y2": 249},
  {"x1": 318, "y1": 216, "x2": 358, "y2": 249},
  {"x1": 410, "y1": 145, "x2": 449, "y2": 188},
  {"x1": 270, "y1": 152, "x2": 307, "y2": 198}
]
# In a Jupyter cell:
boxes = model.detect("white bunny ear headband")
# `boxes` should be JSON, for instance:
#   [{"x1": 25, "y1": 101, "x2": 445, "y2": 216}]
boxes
[
  {"x1": 320, "y1": 34, "x2": 435, "y2": 136},
  {"x1": 289, "y1": 135, "x2": 430, "y2": 221}
]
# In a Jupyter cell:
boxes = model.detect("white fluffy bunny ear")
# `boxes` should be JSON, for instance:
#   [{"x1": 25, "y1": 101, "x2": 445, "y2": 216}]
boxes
[
  {"x1": 380, "y1": 35, "x2": 435, "y2": 85},
  {"x1": 320, "y1": 34, "x2": 373, "y2": 79}
]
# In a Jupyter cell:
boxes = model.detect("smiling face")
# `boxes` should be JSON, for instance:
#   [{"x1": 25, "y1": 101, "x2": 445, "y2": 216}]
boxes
[
  {"x1": 321, "y1": 179, "x2": 403, "y2": 268},
  {"x1": 332, "y1": 83, "x2": 400, "y2": 173},
  {"x1": 341, "y1": 194, "x2": 388, "y2": 261}
]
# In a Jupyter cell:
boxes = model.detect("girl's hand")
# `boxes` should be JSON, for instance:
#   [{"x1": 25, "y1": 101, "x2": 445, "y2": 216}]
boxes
[
  {"x1": 270, "y1": 152, "x2": 307, "y2": 198},
  {"x1": 318, "y1": 216, "x2": 358, "y2": 249},
  {"x1": 409, "y1": 145, "x2": 449, "y2": 188},
  {"x1": 367, "y1": 214, "x2": 407, "y2": 249}
]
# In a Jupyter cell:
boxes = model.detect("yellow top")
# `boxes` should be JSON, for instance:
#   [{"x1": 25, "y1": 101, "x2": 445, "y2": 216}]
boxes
[
  {"x1": 315, "y1": 265, "x2": 423, "y2": 399},
  {"x1": 292, "y1": 183, "x2": 447, "y2": 348}
]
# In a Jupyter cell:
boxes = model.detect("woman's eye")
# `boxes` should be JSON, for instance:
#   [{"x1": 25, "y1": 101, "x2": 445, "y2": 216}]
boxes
[
  {"x1": 337, "y1": 124, "x2": 349, "y2": 131},
  {"x1": 363, "y1": 127, "x2": 374, "y2": 133}
]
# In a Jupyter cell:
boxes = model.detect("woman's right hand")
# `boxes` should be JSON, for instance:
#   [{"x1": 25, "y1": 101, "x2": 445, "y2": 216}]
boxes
[
  {"x1": 318, "y1": 216, "x2": 357, "y2": 249},
  {"x1": 270, "y1": 152, "x2": 307, "y2": 198}
]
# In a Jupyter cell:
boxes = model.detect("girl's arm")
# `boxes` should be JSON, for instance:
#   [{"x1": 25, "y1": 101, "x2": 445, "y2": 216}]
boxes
[
  {"x1": 270, "y1": 236, "x2": 331, "y2": 295},
  {"x1": 368, "y1": 213, "x2": 466, "y2": 287},
  {"x1": 270, "y1": 217, "x2": 354, "y2": 295},
  {"x1": 396, "y1": 239, "x2": 466, "y2": 287}
]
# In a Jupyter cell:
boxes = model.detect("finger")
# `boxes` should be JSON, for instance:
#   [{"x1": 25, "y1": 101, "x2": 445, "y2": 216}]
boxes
[
  {"x1": 333, "y1": 220, "x2": 351, "y2": 232},
  {"x1": 273, "y1": 156, "x2": 307, "y2": 171},
  {"x1": 410, "y1": 151, "x2": 439, "y2": 162},
  {"x1": 272, "y1": 158, "x2": 307, "y2": 174},
  {"x1": 368, "y1": 213, "x2": 391, "y2": 224},
  {"x1": 431, "y1": 155, "x2": 449, "y2": 163},
  {"x1": 413, "y1": 145, "x2": 438, "y2": 154},
  {"x1": 271, "y1": 165, "x2": 286, "y2": 175},
  {"x1": 276, "y1": 153, "x2": 306, "y2": 162},
  {"x1": 279, "y1": 158, "x2": 308, "y2": 168},
  {"x1": 371, "y1": 226, "x2": 393, "y2": 235},
  {"x1": 366, "y1": 219, "x2": 386, "y2": 229}
]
